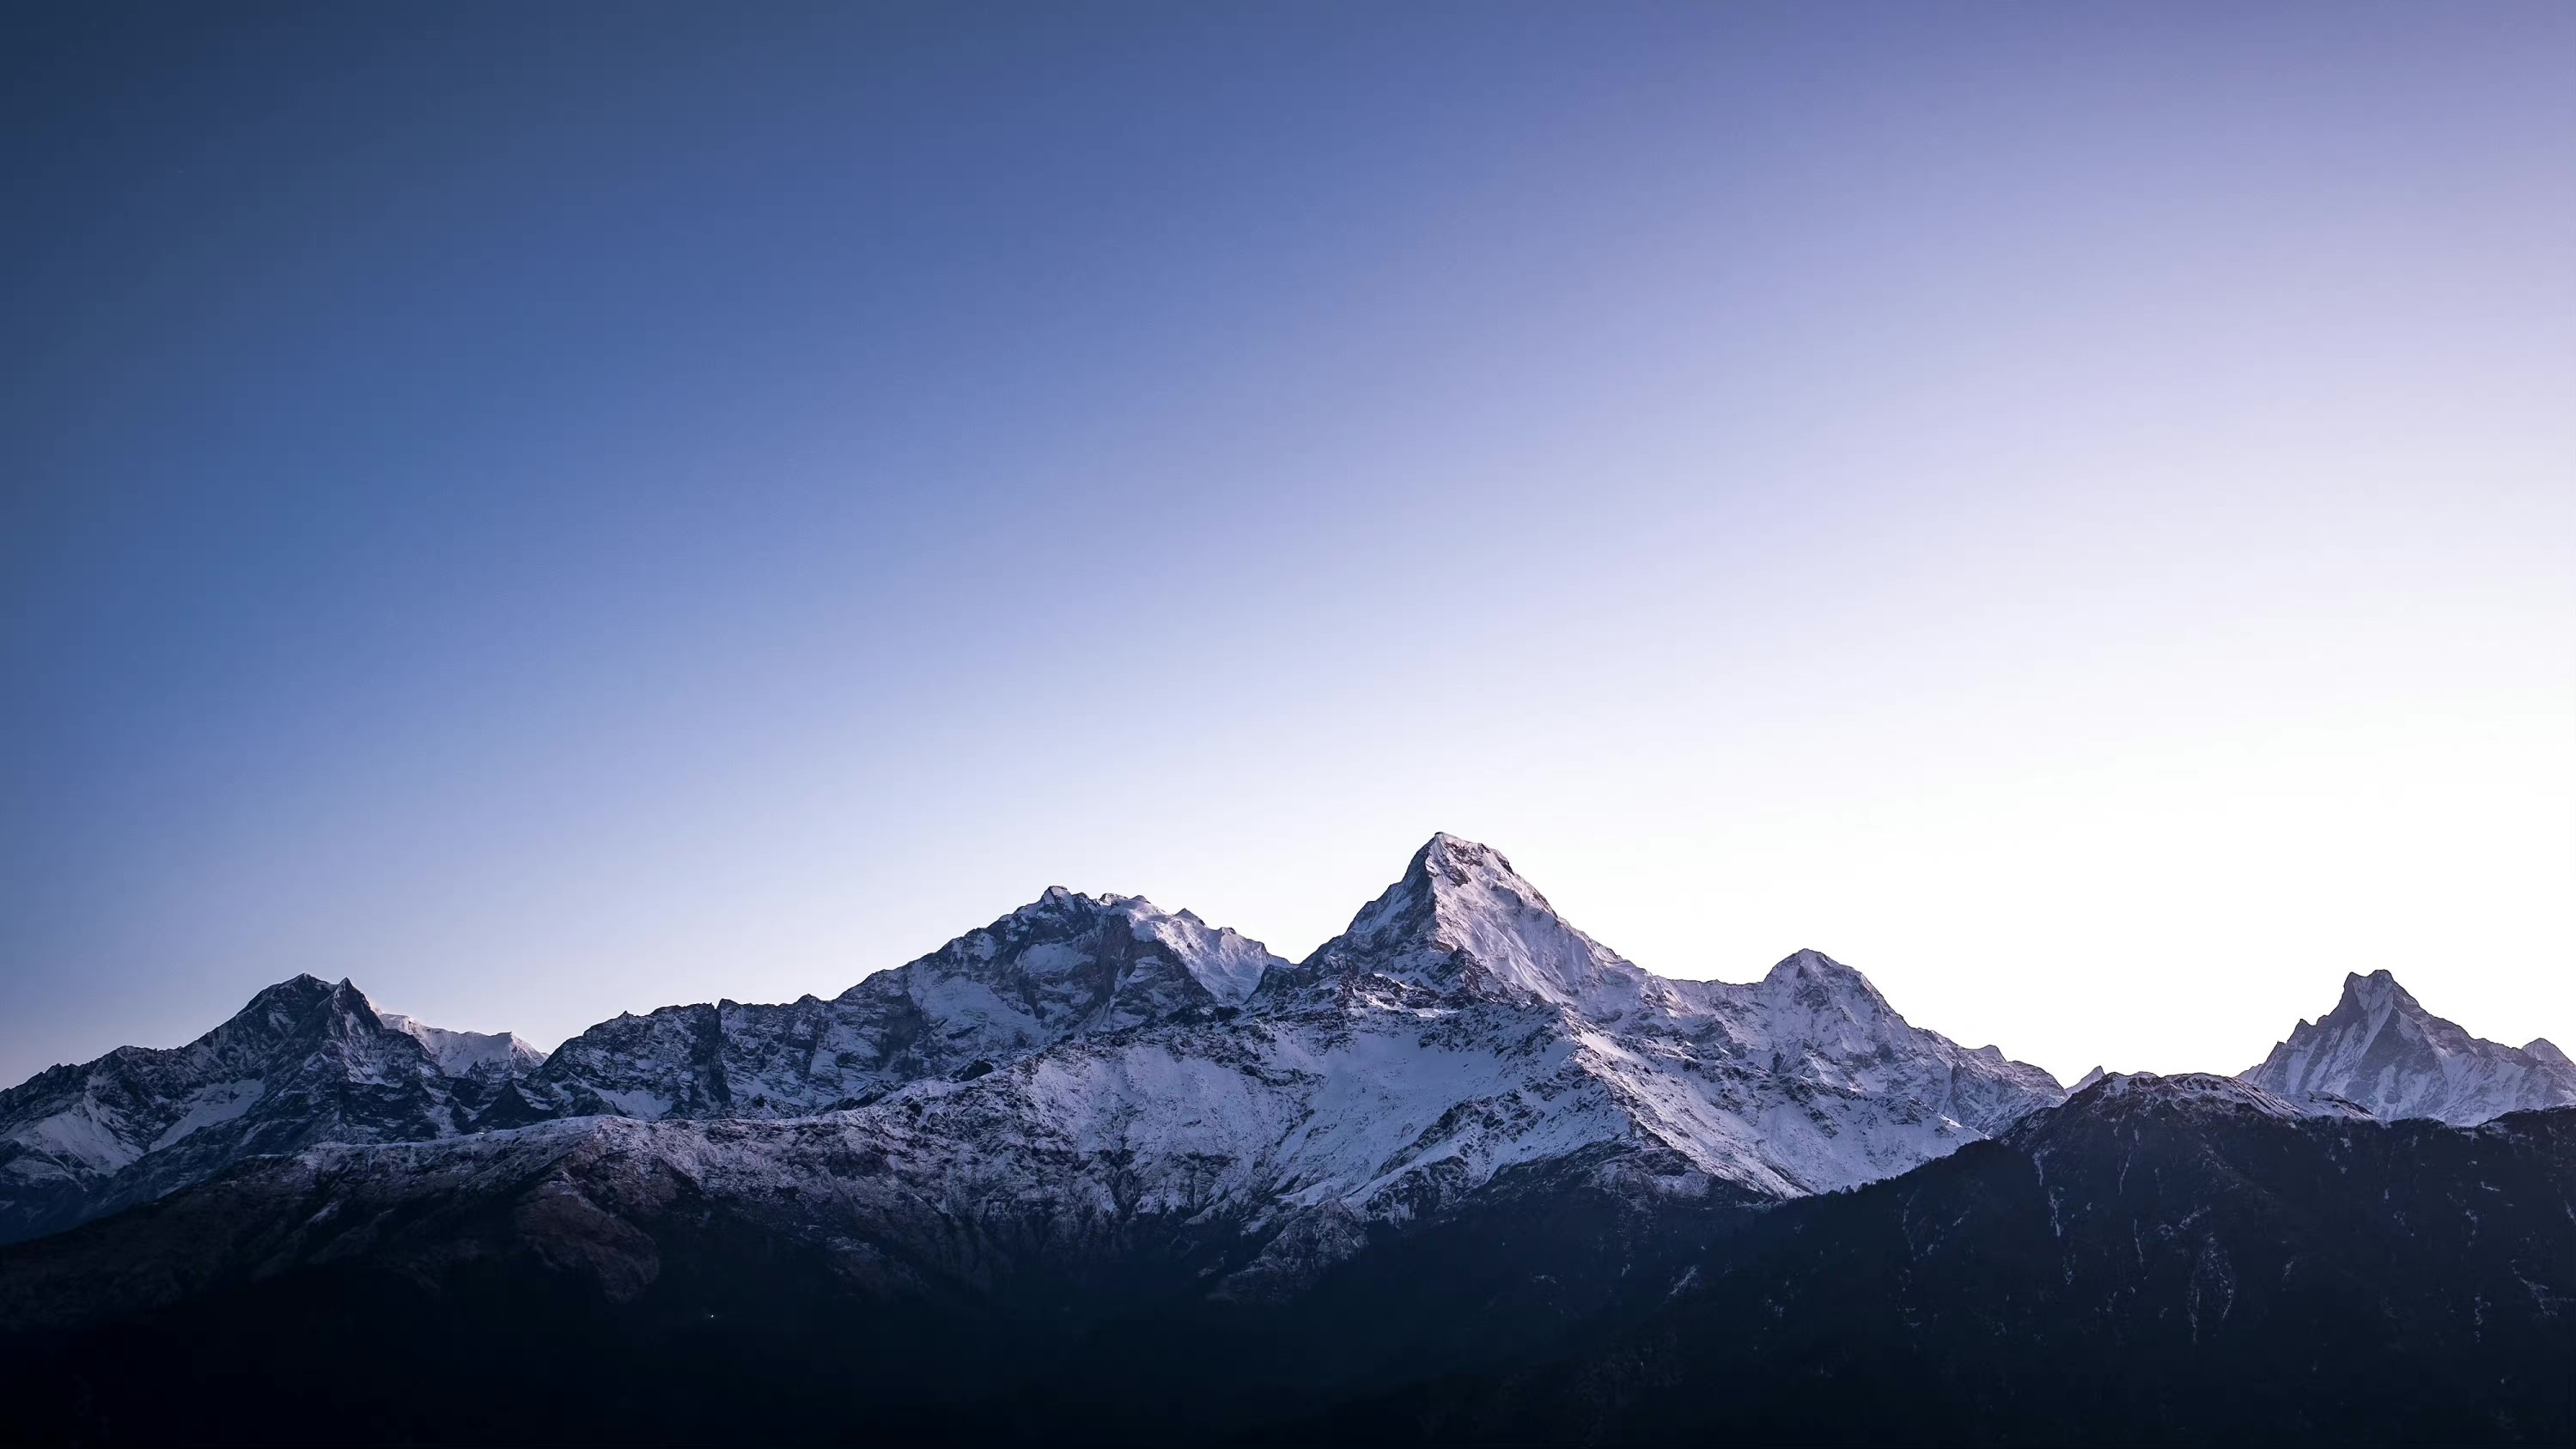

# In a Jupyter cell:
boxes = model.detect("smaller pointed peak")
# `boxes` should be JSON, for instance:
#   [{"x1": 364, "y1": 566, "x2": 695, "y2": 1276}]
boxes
[
  {"x1": 2524, "y1": 1038, "x2": 2572, "y2": 1069},
  {"x1": 1755, "y1": 949, "x2": 1898, "y2": 1021},
  {"x1": 2072, "y1": 1065, "x2": 2108, "y2": 1091},
  {"x1": 1008, "y1": 885, "x2": 1128, "y2": 922},
  {"x1": 242, "y1": 974, "x2": 339, "y2": 1010},
  {"x1": 1763, "y1": 948, "x2": 1863, "y2": 983},
  {"x1": 326, "y1": 977, "x2": 387, "y2": 1018}
]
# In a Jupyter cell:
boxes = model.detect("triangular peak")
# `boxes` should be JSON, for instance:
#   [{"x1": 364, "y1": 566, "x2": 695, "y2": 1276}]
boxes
[
  {"x1": 1298, "y1": 833, "x2": 1648, "y2": 1015},
  {"x1": 2242, "y1": 970, "x2": 2576, "y2": 1124},
  {"x1": 1754, "y1": 949, "x2": 1898, "y2": 1017},
  {"x1": 1341, "y1": 833, "x2": 1555, "y2": 929},
  {"x1": 1419, "y1": 831, "x2": 1536, "y2": 886}
]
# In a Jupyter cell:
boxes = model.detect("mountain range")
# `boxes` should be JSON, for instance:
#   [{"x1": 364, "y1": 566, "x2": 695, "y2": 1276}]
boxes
[{"x1": 2, "y1": 834, "x2": 2568, "y2": 1446}]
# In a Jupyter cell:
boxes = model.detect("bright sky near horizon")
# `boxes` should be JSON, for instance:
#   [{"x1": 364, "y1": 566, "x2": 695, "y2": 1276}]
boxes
[{"x1": 4, "y1": 3, "x2": 2570, "y2": 1087}]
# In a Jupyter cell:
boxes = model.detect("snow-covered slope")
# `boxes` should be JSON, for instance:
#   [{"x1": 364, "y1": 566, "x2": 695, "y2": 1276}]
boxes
[
  {"x1": 375, "y1": 1013, "x2": 544, "y2": 1080},
  {"x1": 1276, "y1": 833, "x2": 1665, "y2": 1015},
  {"x1": 513, "y1": 887, "x2": 1288, "y2": 1121},
  {"x1": 2240, "y1": 970, "x2": 2576, "y2": 1125},
  {"x1": 1245, "y1": 837, "x2": 2061, "y2": 1201},
  {"x1": 515, "y1": 833, "x2": 2061, "y2": 1202},
  {"x1": 0, "y1": 977, "x2": 540, "y2": 1244}
]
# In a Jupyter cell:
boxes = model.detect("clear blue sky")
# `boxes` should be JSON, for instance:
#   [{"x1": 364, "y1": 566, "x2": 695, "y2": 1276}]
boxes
[{"x1": 6, "y1": 3, "x2": 2570, "y2": 1086}]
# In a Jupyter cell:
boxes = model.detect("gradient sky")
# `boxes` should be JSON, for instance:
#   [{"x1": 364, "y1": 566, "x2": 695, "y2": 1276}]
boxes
[{"x1": 5, "y1": 3, "x2": 2571, "y2": 1087}]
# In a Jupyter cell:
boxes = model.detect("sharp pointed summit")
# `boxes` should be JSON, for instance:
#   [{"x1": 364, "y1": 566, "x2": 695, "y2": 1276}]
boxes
[
  {"x1": 1288, "y1": 833, "x2": 1656, "y2": 1016},
  {"x1": 2240, "y1": 970, "x2": 2576, "y2": 1124}
]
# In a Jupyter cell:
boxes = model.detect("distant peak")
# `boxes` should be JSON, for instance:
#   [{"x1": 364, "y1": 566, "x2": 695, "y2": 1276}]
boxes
[
  {"x1": 2072, "y1": 1066, "x2": 2108, "y2": 1092},
  {"x1": 2069, "y1": 1071, "x2": 2318, "y2": 1121},
  {"x1": 2243, "y1": 971, "x2": 2576, "y2": 1123}
]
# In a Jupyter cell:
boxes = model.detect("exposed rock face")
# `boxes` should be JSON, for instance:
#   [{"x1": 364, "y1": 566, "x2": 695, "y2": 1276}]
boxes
[
  {"x1": 2241, "y1": 969, "x2": 2576, "y2": 1124},
  {"x1": 0, "y1": 977, "x2": 540, "y2": 1245}
]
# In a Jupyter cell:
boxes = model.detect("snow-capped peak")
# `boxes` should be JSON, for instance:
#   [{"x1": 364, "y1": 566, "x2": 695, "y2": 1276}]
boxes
[
  {"x1": 0, "y1": 977, "x2": 545, "y2": 1244},
  {"x1": 934, "y1": 886, "x2": 1284, "y2": 1012},
  {"x1": 1294, "y1": 833, "x2": 1652, "y2": 1015},
  {"x1": 2240, "y1": 971, "x2": 2576, "y2": 1125},
  {"x1": 1753, "y1": 948, "x2": 1898, "y2": 1016}
]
